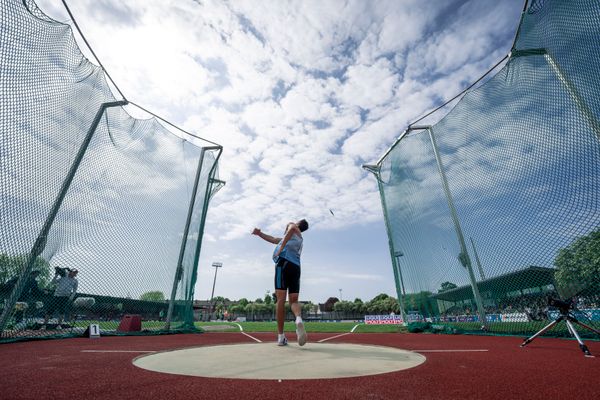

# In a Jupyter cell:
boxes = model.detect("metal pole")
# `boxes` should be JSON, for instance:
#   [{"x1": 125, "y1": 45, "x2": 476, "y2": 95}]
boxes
[
  {"x1": 362, "y1": 165, "x2": 407, "y2": 325},
  {"x1": 544, "y1": 52, "x2": 600, "y2": 141},
  {"x1": 0, "y1": 100, "x2": 127, "y2": 336},
  {"x1": 427, "y1": 127, "x2": 488, "y2": 328},
  {"x1": 394, "y1": 251, "x2": 408, "y2": 325},
  {"x1": 470, "y1": 236, "x2": 486, "y2": 280},
  {"x1": 164, "y1": 147, "x2": 207, "y2": 330},
  {"x1": 182, "y1": 147, "x2": 223, "y2": 326},
  {"x1": 209, "y1": 262, "x2": 222, "y2": 320},
  {"x1": 510, "y1": 48, "x2": 600, "y2": 142}
]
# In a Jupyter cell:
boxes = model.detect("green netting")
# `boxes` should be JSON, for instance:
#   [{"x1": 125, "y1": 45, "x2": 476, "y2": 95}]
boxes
[
  {"x1": 372, "y1": 0, "x2": 600, "y2": 337},
  {"x1": 0, "y1": 0, "x2": 222, "y2": 342}
]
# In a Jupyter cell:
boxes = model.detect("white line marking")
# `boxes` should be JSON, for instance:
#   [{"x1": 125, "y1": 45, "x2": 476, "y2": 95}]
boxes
[
  {"x1": 411, "y1": 349, "x2": 489, "y2": 353},
  {"x1": 81, "y1": 350, "x2": 156, "y2": 353},
  {"x1": 318, "y1": 332, "x2": 351, "y2": 343},
  {"x1": 350, "y1": 324, "x2": 360, "y2": 333},
  {"x1": 242, "y1": 332, "x2": 262, "y2": 343},
  {"x1": 232, "y1": 322, "x2": 262, "y2": 342}
]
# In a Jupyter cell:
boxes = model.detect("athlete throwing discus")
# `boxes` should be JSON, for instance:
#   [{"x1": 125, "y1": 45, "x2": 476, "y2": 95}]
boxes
[{"x1": 252, "y1": 219, "x2": 309, "y2": 346}]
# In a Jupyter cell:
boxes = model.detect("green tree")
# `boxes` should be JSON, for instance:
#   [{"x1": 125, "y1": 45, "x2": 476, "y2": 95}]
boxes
[
  {"x1": 371, "y1": 293, "x2": 389, "y2": 302},
  {"x1": 555, "y1": 228, "x2": 600, "y2": 295},
  {"x1": 365, "y1": 299, "x2": 386, "y2": 314},
  {"x1": 333, "y1": 300, "x2": 353, "y2": 312},
  {"x1": 0, "y1": 253, "x2": 52, "y2": 289},
  {"x1": 264, "y1": 293, "x2": 272, "y2": 304},
  {"x1": 302, "y1": 302, "x2": 316, "y2": 313},
  {"x1": 228, "y1": 304, "x2": 244, "y2": 314},
  {"x1": 139, "y1": 291, "x2": 165, "y2": 302},
  {"x1": 238, "y1": 298, "x2": 249, "y2": 307},
  {"x1": 352, "y1": 298, "x2": 364, "y2": 313},
  {"x1": 438, "y1": 281, "x2": 458, "y2": 293}
]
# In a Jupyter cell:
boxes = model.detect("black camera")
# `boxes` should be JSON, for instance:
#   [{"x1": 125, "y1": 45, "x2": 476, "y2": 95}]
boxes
[
  {"x1": 55, "y1": 266, "x2": 71, "y2": 277},
  {"x1": 548, "y1": 297, "x2": 572, "y2": 312}
]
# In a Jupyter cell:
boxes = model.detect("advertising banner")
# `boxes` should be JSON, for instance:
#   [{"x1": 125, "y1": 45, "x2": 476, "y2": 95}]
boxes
[{"x1": 365, "y1": 315, "x2": 404, "y2": 324}]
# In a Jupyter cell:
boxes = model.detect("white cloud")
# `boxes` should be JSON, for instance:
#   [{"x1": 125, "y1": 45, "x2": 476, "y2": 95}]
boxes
[{"x1": 25, "y1": 0, "x2": 525, "y2": 302}]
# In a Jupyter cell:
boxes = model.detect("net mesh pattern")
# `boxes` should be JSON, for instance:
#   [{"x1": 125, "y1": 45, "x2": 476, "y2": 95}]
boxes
[
  {"x1": 375, "y1": 0, "x2": 600, "y2": 336},
  {"x1": 0, "y1": 0, "x2": 221, "y2": 341}
]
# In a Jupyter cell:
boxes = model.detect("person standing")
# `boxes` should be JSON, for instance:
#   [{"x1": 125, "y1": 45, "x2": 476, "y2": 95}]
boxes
[
  {"x1": 42, "y1": 268, "x2": 78, "y2": 330},
  {"x1": 252, "y1": 219, "x2": 309, "y2": 346}
]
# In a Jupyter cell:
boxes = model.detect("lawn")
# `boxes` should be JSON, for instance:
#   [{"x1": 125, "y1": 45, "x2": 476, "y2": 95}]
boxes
[{"x1": 195, "y1": 321, "x2": 408, "y2": 333}]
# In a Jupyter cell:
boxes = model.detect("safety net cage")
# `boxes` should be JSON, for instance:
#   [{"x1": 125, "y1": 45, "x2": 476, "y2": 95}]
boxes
[
  {"x1": 0, "y1": 0, "x2": 223, "y2": 342},
  {"x1": 368, "y1": 0, "x2": 600, "y2": 336}
]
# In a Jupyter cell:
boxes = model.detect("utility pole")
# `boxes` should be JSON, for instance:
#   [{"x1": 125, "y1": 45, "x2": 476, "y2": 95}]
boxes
[{"x1": 394, "y1": 251, "x2": 408, "y2": 325}]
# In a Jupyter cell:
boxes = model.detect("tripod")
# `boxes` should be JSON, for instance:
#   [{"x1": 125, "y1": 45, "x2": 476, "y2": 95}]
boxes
[{"x1": 520, "y1": 298, "x2": 600, "y2": 357}]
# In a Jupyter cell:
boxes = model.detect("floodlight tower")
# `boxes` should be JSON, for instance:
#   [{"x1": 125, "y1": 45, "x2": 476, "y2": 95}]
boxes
[{"x1": 209, "y1": 262, "x2": 223, "y2": 320}]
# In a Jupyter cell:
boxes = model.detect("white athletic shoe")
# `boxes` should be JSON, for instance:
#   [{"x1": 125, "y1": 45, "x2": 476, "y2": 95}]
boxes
[
  {"x1": 277, "y1": 337, "x2": 288, "y2": 346},
  {"x1": 296, "y1": 321, "x2": 307, "y2": 346}
]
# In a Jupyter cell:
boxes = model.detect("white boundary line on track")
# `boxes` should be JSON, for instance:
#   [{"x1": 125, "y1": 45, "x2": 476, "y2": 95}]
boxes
[
  {"x1": 411, "y1": 349, "x2": 489, "y2": 352},
  {"x1": 318, "y1": 324, "x2": 360, "y2": 343},
  {"x1": 81, "y1": 350, "x2": 156, "y2": 353},
  {"x1": 234, "y1": 322, "x2": 262, "y2": 343},
  {"x1": 233, "y1": 322, "x2": 244, "y2": 331},
  {"x1": 317, "y1": 332, "x2": 351, "y2": 342},
  {"x1": 241, "y1": 332, "x2": 262, "y2": 343}
]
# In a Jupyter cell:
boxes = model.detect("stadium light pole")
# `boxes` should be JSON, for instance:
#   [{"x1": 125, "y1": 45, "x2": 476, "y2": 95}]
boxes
[
  {"x1": 394, "y1": 251, "x2": 408, "y2": 325},
  {"x1": 339, "y1": 288, "x2": 343, "y2": 301},
  {"x1": 209, "y1": 262, "x2": 222, "y2": 320}
]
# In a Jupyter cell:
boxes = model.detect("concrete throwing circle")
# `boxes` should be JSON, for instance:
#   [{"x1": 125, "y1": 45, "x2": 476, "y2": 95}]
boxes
[{"x1": 133, "y1": 342, "x2": 426, "y2": 380}]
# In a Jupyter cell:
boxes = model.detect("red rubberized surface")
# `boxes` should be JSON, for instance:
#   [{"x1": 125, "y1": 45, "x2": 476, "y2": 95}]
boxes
[{"x1": 1, "y1": 332, "x2": 599, "y2": 400}]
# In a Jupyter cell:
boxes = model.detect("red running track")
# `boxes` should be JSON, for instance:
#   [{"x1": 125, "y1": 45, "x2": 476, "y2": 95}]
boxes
[{"x1": 0, "y1": 332, "x2": 599, "y2": 400}]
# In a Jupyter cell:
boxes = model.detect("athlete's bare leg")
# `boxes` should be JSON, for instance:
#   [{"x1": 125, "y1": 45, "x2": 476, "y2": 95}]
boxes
[
  {"x1": 289, "y1": 292, "x2": 307, "y2": 346},
  {"x1": 289, "y1": 292, "x2": 301, "y2": 317},
  {"x1": 276, "y1": 289, "x2": 287, "y2": 334}
]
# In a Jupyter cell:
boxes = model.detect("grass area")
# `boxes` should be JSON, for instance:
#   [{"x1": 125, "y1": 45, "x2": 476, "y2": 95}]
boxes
[
  {"x1": 195, "y1": 321, "x2": 408, "y2": 333},
  {"x1": 72, "y1": 320, "x2": 168, "y2": 330},
  {"x1": 69, "y1": 319, "x2": 597, "y2": 338},
  {"x1": 448, "y1": 321, "x2": 600, "y2": 338},
  {"x1": 70, "y1": 320, "x2": 405, "y2": 334}
]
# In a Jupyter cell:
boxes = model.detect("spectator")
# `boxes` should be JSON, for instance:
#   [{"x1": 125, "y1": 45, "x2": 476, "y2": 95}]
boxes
[
  {"x1": 10, "y1": 270, "x2": 44, "y2": 323},
  {"x1": 42, "y1": 268, "x2": 78, "y2": 330}
]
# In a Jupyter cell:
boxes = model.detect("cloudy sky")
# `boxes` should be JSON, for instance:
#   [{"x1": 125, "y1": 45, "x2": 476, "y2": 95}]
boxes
[{"x1": 36, "y1": 0, "x2": 524, "y2": 304}]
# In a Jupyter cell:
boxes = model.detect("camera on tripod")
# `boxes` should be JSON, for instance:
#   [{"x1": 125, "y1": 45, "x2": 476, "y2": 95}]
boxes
[
  {"x1": 521, "y1": 295, "x2": 600, "y2": 357},
  {"x1": 54, "y1": 266, "x2": 72, "y2": 277},
  {"x1": 547, "y1": 297, "x2": 573, "y2": 313}
]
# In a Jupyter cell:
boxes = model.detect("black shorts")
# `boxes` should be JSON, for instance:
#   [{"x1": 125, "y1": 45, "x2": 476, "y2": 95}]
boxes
[{"x1": 274, "y1": 258, "x2": 301, "y2": 294}]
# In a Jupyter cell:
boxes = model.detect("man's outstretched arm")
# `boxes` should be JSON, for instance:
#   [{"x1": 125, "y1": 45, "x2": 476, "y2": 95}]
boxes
[{"x1": 252, "y1": 228, "x2": 281, "y2": 244}]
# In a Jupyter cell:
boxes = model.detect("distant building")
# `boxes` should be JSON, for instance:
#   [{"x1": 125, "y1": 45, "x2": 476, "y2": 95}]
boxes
[{"x1": 431, "y1": 266, "x2": 556, "y2": 312}]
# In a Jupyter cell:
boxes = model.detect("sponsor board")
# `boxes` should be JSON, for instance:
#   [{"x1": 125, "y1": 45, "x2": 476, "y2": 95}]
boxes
[
  {"x1": 500, "y1": 312, "x2": 529, "y2": 322},
  {"x1": 548, "y1": 308, "x2": 600, "y2": 322},
  {"x1": 365, "y1": 315, "x2": 404, "y2": 325}
]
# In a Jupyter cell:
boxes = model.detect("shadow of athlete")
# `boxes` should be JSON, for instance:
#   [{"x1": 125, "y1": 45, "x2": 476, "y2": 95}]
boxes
[{"x1": 252, "y1": 219, "x2": 309, "y2": 346}]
